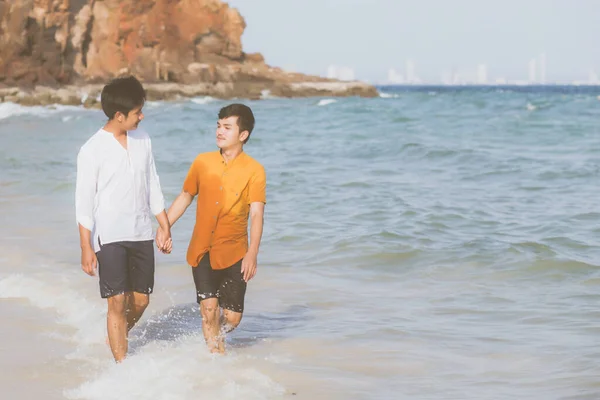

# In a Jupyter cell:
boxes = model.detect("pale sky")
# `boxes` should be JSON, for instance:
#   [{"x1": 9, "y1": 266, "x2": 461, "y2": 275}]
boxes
[{"x1": 225, "y1": 0, "x2": 600, "y2": 84}]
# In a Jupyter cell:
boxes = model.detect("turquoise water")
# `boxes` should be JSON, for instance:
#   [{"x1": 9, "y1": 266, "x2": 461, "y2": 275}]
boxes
[{"x1": 1, "y1": 87, "x2": 600, "y2": 399}]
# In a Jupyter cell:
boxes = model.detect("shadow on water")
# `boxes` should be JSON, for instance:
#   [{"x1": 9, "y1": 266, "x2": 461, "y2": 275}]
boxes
[{"x1": 129, "y1": 303, "x2": 311, "y2": 354}]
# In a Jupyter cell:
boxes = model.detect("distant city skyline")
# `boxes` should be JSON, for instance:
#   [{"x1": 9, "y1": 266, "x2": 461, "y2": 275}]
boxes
[
  {"x1": 331, "y1": 52, "x2": 600, "y2": 86},
  {"x1": 331, "y1": 53, "x2": 600, "y2": 85},
  {"x1": 370, "y1": 52, "x2": 600, "y2": 85},
  {"x1": 225, "y1": 0, "x2": 600, "y2": 84}
]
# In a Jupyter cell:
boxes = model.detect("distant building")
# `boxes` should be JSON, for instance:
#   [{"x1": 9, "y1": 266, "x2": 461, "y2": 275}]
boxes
[
  {"x1": 528, "y1": 59, "x2": 537, "y2": 83},
  {"x1": 452, "y1": 70, "x2": 462, "y2": 85},
  {"x1": 404, "y1": 59, "x2": 422, "y2": 84},
  {"x1": 387, "y1": 68, "x2": 404, "y2": 84},
  {"x1": 539, "y1": 53, "x2": 546, "y2": 84},
  {"x1": 477, "y1": 64, "x2": 488, "y2": 84},
  {"x1": 327, "y1": 65, "x2": 355, "y2": 81}
]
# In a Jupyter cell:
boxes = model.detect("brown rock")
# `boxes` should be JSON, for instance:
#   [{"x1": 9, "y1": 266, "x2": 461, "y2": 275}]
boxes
[
  {"x1": 0, "y1": 0, "x2": 378, "y2": 101},
  {"x1": 82, "y1": 95, "x2": 99, "y2": 108},
  {"x1": 243, "y1": 53, "x2": 265, "y2": 64}
]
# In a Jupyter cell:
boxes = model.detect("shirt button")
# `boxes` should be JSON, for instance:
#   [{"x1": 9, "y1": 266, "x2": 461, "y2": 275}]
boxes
[
  {"x1": 219, "y1": 186, "x2": 223, "y2": 191},
  {"x1": 216, "y1": 201, "x2": 219, "y2": 205}
]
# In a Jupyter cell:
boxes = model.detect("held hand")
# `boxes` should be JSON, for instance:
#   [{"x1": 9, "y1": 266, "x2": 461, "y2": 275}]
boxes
[
  {"x1": 162, "y1": 235, "x2": 173, "y2": 254},
  {"x1": 155, "y1": 226, "x2": 164, "y2": 249},
  {"x1": 241, "y1": 251, "x2": 258, "y2": 282},
  {"x1": 81, "y1": 246, "x2": 97, "y2": 276},
  {"x1": 156, "y1": 227, "x2": 173, "y2": 254}
]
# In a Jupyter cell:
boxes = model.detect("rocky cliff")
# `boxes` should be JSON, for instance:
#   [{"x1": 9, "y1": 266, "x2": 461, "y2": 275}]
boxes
[{"x1": 0, "y1": 0, "x2": 377, "y2": 104}]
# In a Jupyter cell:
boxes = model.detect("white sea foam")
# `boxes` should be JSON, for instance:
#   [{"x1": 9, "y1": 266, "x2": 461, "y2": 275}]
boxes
[
  {"x1": 260, "y1": 89, "x2": 275, "y2": 99},
  {"x1": 0, "y1": 102, "x2": 87, "y2": 120},
  {"x1": 379, "y1": 92, "x2": 399, "y2": 98},
  {"x1": 65, "y1": 337, "x2": 284, "y2": 400},
  {"x1": 190, "y1": 96, "x2": 215, "y2": 105},
  {"x1": 0, "y1": 273, "x2": 105, "y2": 346},
  {"x1": 317, "y1": 99, "x2": 337, "y2": 106},
  {"x1": 526, "y1": 103, "x2": 537, "y2": 111},
  {"x1": 144, "y1": 100, "x2": 164, "y2": 108},
  {"x1": 0, "y1": 271, "x2": 285, "y2": 399}
]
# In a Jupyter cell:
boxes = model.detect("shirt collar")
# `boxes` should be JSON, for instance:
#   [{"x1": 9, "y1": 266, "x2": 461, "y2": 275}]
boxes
[{"x1": 219, "y1": 149, "x2": 246, "y2": 167}]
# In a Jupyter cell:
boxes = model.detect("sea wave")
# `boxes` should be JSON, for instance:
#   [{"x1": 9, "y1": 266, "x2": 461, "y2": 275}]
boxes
[
  {"x1": 0, "y1": 102, "x2": 87, "y2": 120},
  {"x1": 317, "y1": 99, "x2": 337, "y2": 106},
  {"x1": 190, "y1": 96, "x2": 215, "y2": 105},
  {"x1": 65, "y1": 333, "x2": 284, "y2": 400},
  {"x1": 0, "y1": 273, "x2": 105, "y2": 345}
]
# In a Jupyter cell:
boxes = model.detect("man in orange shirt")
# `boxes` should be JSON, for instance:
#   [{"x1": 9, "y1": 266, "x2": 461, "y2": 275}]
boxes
[{"x1": 158, "y1": 103, "x2": 266, "y2": 353}]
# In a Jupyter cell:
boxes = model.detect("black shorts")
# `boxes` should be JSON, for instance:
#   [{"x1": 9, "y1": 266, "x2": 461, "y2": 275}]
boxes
[
  {"x1": 95, "y1": 238, "x2": 155, "y2": 299},
  {"x1": 192, "y1": 254, "x2": 246, "y2": 313}
]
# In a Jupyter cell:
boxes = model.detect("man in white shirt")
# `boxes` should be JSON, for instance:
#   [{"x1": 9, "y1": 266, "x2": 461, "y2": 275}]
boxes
[{"x1": 75, "y1": 76, "x2": 172, "y2": 362}]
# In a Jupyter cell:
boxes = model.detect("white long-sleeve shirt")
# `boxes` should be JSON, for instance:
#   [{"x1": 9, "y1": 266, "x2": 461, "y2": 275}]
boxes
[{"x1": 76, "y1": 128, "x2": 165, "y2": 252}]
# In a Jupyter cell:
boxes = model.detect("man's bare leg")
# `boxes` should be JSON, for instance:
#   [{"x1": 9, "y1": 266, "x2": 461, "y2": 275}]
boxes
[
  {"x1": 125, "y1": 292, "x2": 149, "y2": 332},
  {"x1": 107, "y1": 294, "x2": 128, "y2": 362},
  {"x1": 105, "y1": 292, "x2": 149, "y2": 347},
  {"x1": 200, "y1": 298, "x2": 222, "y2": 353},
  {"x1": 221, "y1": 309, "x2": 242, "y2": 334},
  {"x1": 213, "y1": 309, "x2": 243, "y2": 353}
]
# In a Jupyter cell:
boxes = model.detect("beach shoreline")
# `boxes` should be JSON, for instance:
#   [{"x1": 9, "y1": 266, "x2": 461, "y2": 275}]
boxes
[{"x1": 0, "y1": 80, "x2": 379, "y2": 108}]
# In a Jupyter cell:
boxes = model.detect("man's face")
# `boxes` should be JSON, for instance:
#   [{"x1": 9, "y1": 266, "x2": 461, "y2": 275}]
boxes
[
  {"x1": 216, "y1": 116, "x2": 247, "y2": 150},
  {"x1": 117, "y1": 105, "x2": 144, "y2": 130}
]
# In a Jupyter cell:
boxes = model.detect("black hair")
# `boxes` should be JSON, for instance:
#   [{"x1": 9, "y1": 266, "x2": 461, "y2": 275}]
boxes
[
  {"x1": 100, "y1": 76, "x2": 146, "y2": 120},
  {"x1": 218, "y1": 103, "x2": 255, "y2": 143}
]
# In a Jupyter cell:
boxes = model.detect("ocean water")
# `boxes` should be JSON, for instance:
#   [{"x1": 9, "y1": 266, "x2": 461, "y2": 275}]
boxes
[{"x1": 1, "y1": 86, "x2": 600, "y2": 399}]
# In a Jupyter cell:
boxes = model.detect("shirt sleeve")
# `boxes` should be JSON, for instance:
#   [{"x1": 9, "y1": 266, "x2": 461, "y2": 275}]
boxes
[
  {"x1": 248, "y1": 165, "x2": 266, "y2": 204},
  {"x1": 147, "y1": 138, "x2": 166, "y2": 216},
  {"x1": 182, "y1": 158, "x2": 200, "y2": 196},
  {"x1": 75, "y1": 147, "x2": 97, "y2": 231}
]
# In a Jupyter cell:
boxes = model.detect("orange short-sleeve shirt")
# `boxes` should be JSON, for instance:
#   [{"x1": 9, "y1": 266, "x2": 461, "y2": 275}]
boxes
[{"x1": 183, "y1": 151, "x2": 266, "y2": 269}]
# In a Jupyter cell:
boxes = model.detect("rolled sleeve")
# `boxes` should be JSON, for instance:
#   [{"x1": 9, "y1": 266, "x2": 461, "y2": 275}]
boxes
[
  {"x1": 75, "y1": 148, "x2": 97, "y2": 231},
  {"x1": 248, "y1": 165, "x2": 266, "y2": 204},
  {"x1": 148, "y1": 140, "x2": 165, "y2": 216},
  {"x1": 182, "y1": 158, "x2": 200, "y2": 196}
]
